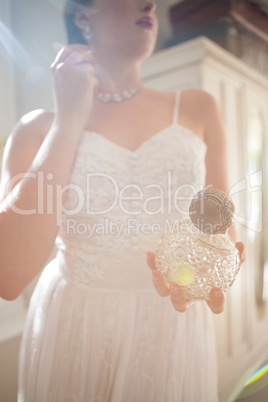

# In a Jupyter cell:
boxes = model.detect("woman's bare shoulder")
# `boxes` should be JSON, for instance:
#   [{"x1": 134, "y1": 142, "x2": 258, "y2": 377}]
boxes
[
  {"x1": 16, "y1": 109, "x2": 55, "y2": 140},
  {"x1": 0, "y1": 110, "x2": 55, "y2": 196},
  {"x1": 180, "y1": 89, "x2": 219, "y2": 133},
  {"x1": 173, "y1": 89, "x2": 213, "y2": 137},
  {"x1": 3, "y1": 109, "x2": 55, "y2": 162},
  {"x1": 180, "y1": 88, "x2": 216, "y2": 108},
  {"x1": 4, "y1": 109, "x2": 55, "y2": 162}
]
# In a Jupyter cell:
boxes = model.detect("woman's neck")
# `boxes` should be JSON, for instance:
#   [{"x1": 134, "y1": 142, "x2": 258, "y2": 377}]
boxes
[{"x1": 93, "y1": 52, "x2": 143, "y2": 93}]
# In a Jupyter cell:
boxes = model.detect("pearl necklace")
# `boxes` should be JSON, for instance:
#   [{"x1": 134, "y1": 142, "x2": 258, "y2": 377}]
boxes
[{"x1": 95, "y1": 87, "x2": 140, "y2": 103}]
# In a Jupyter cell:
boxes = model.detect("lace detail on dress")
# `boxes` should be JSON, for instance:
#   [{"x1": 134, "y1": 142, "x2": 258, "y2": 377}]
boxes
[{"x1": 56, "y1": 121, "x2": 207, "y2": 282}]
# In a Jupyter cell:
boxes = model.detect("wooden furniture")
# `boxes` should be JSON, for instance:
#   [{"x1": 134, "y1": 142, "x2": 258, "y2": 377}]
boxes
[
  {"x1": 170, "y1": 0, "x2": 268, "y2": 42},
  {"x1": 167, "y1": 0, "x2": 268, "y2": 77}
]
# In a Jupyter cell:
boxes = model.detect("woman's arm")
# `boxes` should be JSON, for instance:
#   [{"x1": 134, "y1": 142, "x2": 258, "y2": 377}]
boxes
[
  {"x1": 0, "y1": 45, "x2": 98, "y2": 300},
  {"x1": 0, "y1": 112, "x2": 85, "y2": 300}
]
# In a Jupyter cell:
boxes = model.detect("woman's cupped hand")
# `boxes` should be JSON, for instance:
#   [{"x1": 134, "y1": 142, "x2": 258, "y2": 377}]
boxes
[{"x1": 146, "y1": 241, "x2": 245, "y2": 314}]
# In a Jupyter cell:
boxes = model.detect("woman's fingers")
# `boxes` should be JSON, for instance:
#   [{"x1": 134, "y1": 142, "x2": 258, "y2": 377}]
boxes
[
  {"x1": 147, "y1": 252, "x2": 169, "y2": 297},
  {"x1": 206, "y1": 242, "x2": 245, "y2": 314},
  {"x1": 51, "y1": 45, "x2": 73, "y2": 69},
  {"x1": 146, "y1": 251, "x2": 156, "y2": 270},
  {"x1": 169, "y1": 282, "x2": 194, "y2": 312},
  {"x1": 146, "y1": 252, "x2": 195, "y2": 310},
  {"x1": 146, "y1": 252, "x2": 227, "y2": 313},
  {"x1": 51, "y1": 44, "x2": 96, "y2": 70},
  {"x1": 152, "y1": 270, "x2": 170, "y2": 297},
  {"x1": 206, "y1": 287, "x2": 225, "y2": 314},
  {"x1": 236, "y1": 241, "x2": 246, "y2": 264}
]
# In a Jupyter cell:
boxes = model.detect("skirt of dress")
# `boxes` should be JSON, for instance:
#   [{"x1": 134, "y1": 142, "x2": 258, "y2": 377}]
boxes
[{"x1": 18, "y1": 257, "x2": 219, "y2": 402}]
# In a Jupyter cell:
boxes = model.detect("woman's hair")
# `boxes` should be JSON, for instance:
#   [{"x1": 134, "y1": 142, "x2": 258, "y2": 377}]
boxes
[{"x1": 64, "y1": 0, "x2": 94, "y2": 44}]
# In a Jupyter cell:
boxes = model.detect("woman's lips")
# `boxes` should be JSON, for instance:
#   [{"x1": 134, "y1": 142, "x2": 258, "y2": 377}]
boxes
[{"x1": 136, "y1": 16, "x2": 154, "y2": 29}]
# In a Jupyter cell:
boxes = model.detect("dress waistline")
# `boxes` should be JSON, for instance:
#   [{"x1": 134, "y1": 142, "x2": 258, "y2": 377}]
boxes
[{"x1": 56, "y1": 250, "x2": 156, "y2": 292}]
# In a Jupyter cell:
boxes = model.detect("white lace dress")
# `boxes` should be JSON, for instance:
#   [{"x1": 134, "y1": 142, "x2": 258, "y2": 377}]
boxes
[{"x1": 18, "y1": 92, "x2": 219, "y2": 402}]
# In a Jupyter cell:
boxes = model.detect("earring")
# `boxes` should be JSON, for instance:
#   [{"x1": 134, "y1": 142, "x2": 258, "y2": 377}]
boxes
[
  {"x1": 83, "y1": 25, "x2": 93, "y2": 42},
  {"x1": 83, "y1": 25, "x2": 94, "y2": 53}
]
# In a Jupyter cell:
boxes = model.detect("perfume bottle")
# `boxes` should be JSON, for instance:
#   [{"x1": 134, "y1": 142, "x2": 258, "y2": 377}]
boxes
[{"x1": 155, "y1": 188, "x2": 241, "y2": 300}]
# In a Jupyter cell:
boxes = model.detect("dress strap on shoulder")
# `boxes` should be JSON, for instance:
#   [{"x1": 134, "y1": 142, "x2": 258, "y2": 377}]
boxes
[{"x1": 172, "y1": 91, "x2": 182, "y2": 126}]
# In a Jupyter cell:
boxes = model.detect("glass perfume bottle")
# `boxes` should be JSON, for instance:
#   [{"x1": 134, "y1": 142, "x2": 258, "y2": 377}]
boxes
[{"x1": 155, "y1": 188, "x2": 241, "y2": 300}]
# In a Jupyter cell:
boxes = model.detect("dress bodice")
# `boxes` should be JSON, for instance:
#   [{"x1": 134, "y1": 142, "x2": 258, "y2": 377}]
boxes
[
  {"x1": 19, "y1": 93, "x2": 219, "y2": 402},
  {"x1": 55, "y1": 92, "x2": 207, "y2": 290}
]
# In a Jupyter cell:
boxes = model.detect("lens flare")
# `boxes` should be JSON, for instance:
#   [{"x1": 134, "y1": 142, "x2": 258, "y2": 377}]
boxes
[
  {"x1": 0, "y1": 19, "x2": 32, "y2": 70},
  {"x1": 244, "y1": 362, "x2": 268, "y2": 387}
]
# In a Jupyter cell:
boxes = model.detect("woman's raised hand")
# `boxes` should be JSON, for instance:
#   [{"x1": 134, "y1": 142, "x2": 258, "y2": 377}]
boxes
[
  {"x1": 146, "y1": 242, "x2": 245, "y2": 314},
  {"x1": 51, "y1": 44, "x2": 99, "y2": 130}
]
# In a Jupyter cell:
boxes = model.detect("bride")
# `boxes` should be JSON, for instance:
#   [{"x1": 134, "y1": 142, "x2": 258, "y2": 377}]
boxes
[{"x1": 0, "y1": 1, "x2": 245, "y2": 401}]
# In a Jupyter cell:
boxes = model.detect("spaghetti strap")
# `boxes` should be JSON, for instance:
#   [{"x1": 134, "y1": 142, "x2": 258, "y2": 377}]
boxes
[{"x1": 172, "y1": 91, "x2": 181, "y2": 126}]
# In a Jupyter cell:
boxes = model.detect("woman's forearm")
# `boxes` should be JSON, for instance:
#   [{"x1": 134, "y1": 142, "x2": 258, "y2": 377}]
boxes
[{"x1": 0, "y1": 119, "x2": 83, "y2": 300}]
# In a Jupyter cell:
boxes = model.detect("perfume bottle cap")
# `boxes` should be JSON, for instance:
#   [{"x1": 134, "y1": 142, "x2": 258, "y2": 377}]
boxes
[{"x1": 189, "y1": 188, "x2": 235, "y2": 234}]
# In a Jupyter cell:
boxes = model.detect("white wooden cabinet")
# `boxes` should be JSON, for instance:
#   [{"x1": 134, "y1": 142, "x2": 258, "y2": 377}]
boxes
[{"x1": 142, "y1": 37, "x2": 268, "y2": 402}]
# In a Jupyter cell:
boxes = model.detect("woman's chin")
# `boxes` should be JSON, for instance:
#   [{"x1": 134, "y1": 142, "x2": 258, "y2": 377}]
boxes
[{"x1": 127, "y1": 41, "x2": 157, "y2": 61}]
